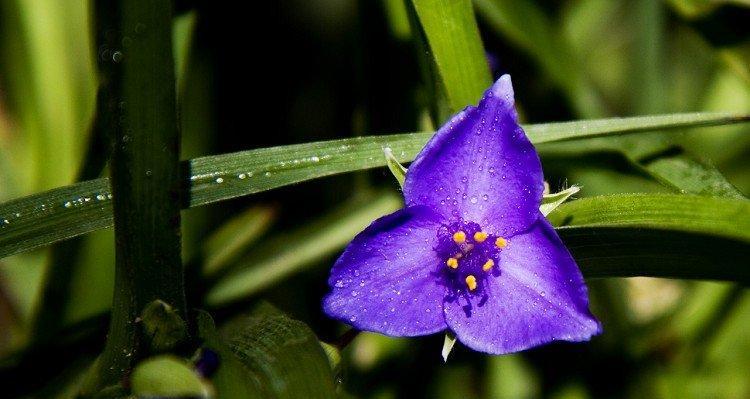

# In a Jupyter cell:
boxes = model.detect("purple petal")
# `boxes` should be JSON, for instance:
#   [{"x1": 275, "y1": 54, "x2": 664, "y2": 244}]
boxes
[
  {"x1": 443, "y1": 217, "x2": 601, "y2": 354},
  {"x1": 403, "y1": 75, "x2": 544, "y2": 237},
  {"x1": 323, "y1": 206, "x2": 448, "y2": 336}
]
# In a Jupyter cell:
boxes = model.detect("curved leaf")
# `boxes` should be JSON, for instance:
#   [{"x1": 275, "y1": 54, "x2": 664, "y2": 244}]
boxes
[
  {"x1": 0, "y1": 112, "x2": 747, "y2": 260},
  {"x1": 549, "y1": 194, "x2": 750, "y2": 284},
  {"x1": 197, "y1": 306, "x2": 337, "y2": 399}
]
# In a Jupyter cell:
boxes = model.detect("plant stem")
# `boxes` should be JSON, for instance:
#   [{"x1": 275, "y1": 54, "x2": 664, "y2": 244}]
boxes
[{"x1": 96, "y1": 0, "x2": 185, "y2": 388}]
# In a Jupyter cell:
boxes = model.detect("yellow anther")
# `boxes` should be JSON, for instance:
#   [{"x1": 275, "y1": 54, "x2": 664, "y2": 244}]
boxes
[
  {"x1": 473, "y1": 231, "x2": 488, "y2": 243},
  {"x1": 446, "y1": 258, "x2": 459, "y2": 269},
  {"x1": 495, "y1": 237, "x2": 507, "y2": 248},
  {"x1": 465, "y1": 275, "x2": 477, "y2": 291},
  {"x1": 452, "y1": 231, "x2": 466, "y2": 243},
  {"x1": 482, "y1": 259, "x2": 495, "y2": 272}
]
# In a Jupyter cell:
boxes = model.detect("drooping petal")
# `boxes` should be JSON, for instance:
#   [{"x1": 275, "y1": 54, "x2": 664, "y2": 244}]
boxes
[
  {"x1": 323, "y1": 206, "x2": 448, "y2": 336},
  {"x1": 403, "y1": 75, "x2": 544, "y2": 236},
  {"x1": 443, "y1": 217, "x2": 600, "y2": 354}
]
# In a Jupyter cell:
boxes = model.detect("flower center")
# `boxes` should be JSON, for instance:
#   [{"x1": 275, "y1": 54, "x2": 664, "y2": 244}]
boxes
[{"x1": 434, "y1": 221, "x2": 508, "y2": 295}]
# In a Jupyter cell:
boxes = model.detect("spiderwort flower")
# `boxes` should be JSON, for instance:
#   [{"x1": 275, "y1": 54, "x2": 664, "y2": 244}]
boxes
[{"x1": 323, "y1": 75, "x2": 601, "y2": 354}]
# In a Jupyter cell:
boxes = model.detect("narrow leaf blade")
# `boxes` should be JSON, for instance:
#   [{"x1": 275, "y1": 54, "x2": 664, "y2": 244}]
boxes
[{"x1": 0, "y1": 113, "x2": 747, "y2": 260}]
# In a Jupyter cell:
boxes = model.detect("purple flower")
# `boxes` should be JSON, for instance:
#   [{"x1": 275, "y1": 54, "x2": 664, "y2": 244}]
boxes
[{"x1": 323, "y1": 75, "x2": 601, "y2": 355}]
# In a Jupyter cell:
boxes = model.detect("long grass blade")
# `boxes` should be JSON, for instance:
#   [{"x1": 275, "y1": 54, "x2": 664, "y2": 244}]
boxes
[{"x1": 0, "y1": 112, "x2": 747, "y2": 260}]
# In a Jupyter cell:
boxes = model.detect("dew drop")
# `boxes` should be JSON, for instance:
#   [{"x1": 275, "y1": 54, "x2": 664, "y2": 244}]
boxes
[
  {"x1": 215, "y1": 177, "x2": 224, "y2": 183},
  {"x1": 238, "y1": 173, "x2": 247, "y2": 179},
  {"x1": 334, "y1": 280, "x2": 344, "y2": 288},
  {"x1": 112, "y1": 51, "x2": 123, "y2": 63},
  {"x1": 470, "y1": 196, "x2": 478, "y2": 204}
]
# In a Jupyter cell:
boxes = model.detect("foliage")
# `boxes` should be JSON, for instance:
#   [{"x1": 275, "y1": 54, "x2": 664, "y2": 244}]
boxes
[{"x1": 0, "y1": 0, "x2": 748, "y2": 397}]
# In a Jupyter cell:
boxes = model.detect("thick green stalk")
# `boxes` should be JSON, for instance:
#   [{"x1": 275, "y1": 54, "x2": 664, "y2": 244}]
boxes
[
  {"x1": 96, "y1": 0, "x2": 185, "y2": 388},
  {"x1": 409, "y1": 0, "x2": 492, "y2": 121}
]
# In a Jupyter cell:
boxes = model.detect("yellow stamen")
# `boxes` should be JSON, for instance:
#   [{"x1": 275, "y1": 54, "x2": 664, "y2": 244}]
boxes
[
  {"x1": 446, "y1": 257, "x2": 459, "y2": 269},
  {"x1": 495, "y1": 237, "x2": 507, "y2": 248},
  {"x1": 482, "y1": 259, "x2": 495, "y2": 272},
  {"x1": 452, "y1": 231, "x2": 466, "y2": 244},
  {"x1": 473, "y1": 231, "x2": 488, "y2": 243},
  {"x1": 465, "y1": 275, "x2": 477, "y2": 291}
]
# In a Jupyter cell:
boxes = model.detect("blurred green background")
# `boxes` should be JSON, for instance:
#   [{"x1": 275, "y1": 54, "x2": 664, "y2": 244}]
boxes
[{"x1": 0, "y1": 0, "x2": 748, "y2": 397}]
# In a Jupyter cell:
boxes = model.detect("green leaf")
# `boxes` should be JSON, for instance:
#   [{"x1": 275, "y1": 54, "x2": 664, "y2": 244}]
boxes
[
  {"x1": 540, "y1": 185, "x2": 580, "y2": 216},
  {"x1": 130, "y1": 355, "x2": 210, "y2": 398},
  {"x1": 201, "y1": 305, "x2": 337, "y2": 399},
  {"x1": 550, "y1": 194, "x2": 750, "y2": 241},
  {"x1": 549, "y1": 194, "x2": 750, "y2": 283},
  {"x1": 196, "y1": 312, "x2": 259, "y2": 398},
  {"x1": 637, "y1": 150, "x2": 746, "y2": 199},
  {"x1": 409, "y1": 0, "x2": 492, "y2": 113},
  {"x1": 0, "y1": 113, "x2": 747, "y2": 261}
]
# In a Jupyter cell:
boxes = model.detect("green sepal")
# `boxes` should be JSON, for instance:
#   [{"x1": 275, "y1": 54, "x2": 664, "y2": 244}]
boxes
[
  {"x1": 540, "y1": 185, "x2": 581, "y2": 216},
  {"x1": 384, "y1": 147, "x2": 408, "y2": 188}
]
